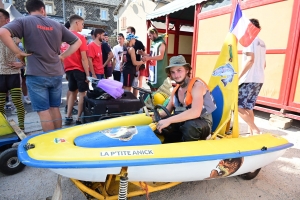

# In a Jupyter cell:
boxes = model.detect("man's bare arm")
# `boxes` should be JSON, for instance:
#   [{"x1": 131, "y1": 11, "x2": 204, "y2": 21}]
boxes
[
  {"x1": 239, "y1": 52, "x2": 254, "y2": 79},
  {"x1": 88, "y1": 57, "x2": 96, "y2": 78},
  {"x1": 60, "y1": 39, "x2": 82, "y2": 62},
  {"x1": 103, "y1": 51, "x2": 114, "y2": 67},
  {"x1": 0, "y1": 28, "x2": 31, "y2": 63},
  {"x1": 143, "y1": 43, "x2": 165, "y2": 62},
  {"x1": 80, "y1": 51, "x2": 90, "y2": 80}
]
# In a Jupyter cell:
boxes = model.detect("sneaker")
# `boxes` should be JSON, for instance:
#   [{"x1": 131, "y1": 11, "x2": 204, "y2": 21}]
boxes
[
  {"x1": 24, "y1": 97, "x2": 31, "y2": 104},
  {"x1": 11, "y1": 108, "x2": 27, "y2": 115},
  {"x1": 5, "y1": 105, "x2": 14, "y2": 110},
  {"x1": 65, "y1": 117, "x2": 73, "y2": 125},
  {"x1": 6, "y1": 101, "x2": 12, "y2": 106},
  {"x1": 72, "y1": 107, "x2": 78, "y2": 115},
  {"x1": 64, "y1": 106, "x2": 78, "y2": 115},
  {"x1": 75, "y1": 120, "x2": 82, "y2": 125}
]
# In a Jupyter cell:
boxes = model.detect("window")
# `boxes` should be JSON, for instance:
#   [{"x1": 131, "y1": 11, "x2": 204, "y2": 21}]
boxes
[
  {"x1": 114, "y1": 15, "x2": 118, "y2": 22},
  {"x1": 74, "y1": 6, "x2": 85, "y2": 18},
  {"x1": 201, "y1": 0, "x2": 232, "y2": 13},
  {"x1": 100, "y1": 8, "x2": 109, "y2": 21},
  {"x1": 121, "y1": 17, "x2": 127, "y2": 30},
  {"x1": 45, "y1": 1, "x2": 55, "y2": 15},
  {"x1": 45, "y1": 4, "x2": 53, "y2": 14},
  {"x1": 4, "y1": 0, "x2": 10, "y2": 3},
  {"x1": 77, "y1": 8, "x2": 83, "y2": 16}
]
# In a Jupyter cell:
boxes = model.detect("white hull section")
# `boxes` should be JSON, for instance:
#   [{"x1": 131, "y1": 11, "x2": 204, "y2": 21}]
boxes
[{"x1": 49, "y1": 149, "x2": 286, "y2": 182}]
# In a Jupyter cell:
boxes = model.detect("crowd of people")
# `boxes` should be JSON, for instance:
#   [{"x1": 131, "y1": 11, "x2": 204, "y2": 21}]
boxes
[
  {"x1": 0, "y1": 0, "x2": 170, "y2": 132},
  {"x1": 0, "y1": 0, "x2": 265, "y2": 143}
]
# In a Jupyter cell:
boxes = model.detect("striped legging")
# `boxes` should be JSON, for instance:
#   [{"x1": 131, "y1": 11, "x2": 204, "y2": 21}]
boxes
[{"x1": 0, "y1": 88, "x2": 25, "y2": 130}]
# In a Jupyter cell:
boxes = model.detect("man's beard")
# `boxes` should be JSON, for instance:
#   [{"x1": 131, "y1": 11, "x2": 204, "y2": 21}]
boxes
[
  {"x1": 175, "y1": 77, "x2": 188, "y2": 88},
  {"x1": 99, "y1": 38, "x2": 103, "y2": 42},
  {"x1": 175, "y1": 79, "x2": 185, "y2": 85}
]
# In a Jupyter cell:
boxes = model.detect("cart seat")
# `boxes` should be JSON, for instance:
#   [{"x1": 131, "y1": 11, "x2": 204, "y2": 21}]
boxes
[
  {"x1": 74, "y1": 125, "x2": 161, "y2": 148},
  {"x1": 210, "y1": 86, "x2": 224, "y2": 132}
]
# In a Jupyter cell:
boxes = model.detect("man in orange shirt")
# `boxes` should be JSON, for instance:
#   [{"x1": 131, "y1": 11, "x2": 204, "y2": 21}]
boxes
[
  {"x1": 88, "y1": 28, "x2": 105, "y2": 79},
  {"x1": 63, "y1": 15, "x2": 89, "y2": 125}
]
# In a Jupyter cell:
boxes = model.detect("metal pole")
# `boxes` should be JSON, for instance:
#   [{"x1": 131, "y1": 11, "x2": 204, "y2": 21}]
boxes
[
  {"x1": 62, "y1": 0, "x2": 66, "y2": 23},
  {"x1": 165, "y1": 14, "x2": 169, "y2": 46}
]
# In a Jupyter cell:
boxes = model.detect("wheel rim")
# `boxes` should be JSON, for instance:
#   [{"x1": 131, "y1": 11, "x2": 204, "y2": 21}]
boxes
[{"x1": 7, "y1": 156, "x2": 20, "y2": 168}]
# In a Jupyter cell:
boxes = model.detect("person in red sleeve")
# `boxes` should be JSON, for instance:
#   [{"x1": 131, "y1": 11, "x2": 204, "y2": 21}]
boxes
[
  {"x1": 88, "y1": 28, "x2": 105, "y2": 79},
  {"x1": 63, "y1": 15, "x2": 89, "y2": 125},
  {"x1": 60, "y1": 20, "x2": 78, "y2": 116}
]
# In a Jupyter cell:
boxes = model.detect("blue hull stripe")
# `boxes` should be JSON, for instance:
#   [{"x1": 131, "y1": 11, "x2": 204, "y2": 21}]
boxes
[{"x1": 18, "y1": 134, "x2": 293, "y2": 168}]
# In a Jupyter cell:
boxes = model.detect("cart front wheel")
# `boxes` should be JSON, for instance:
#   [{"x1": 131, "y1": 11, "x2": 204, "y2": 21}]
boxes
[
  {"x1": 0, "y1": 148, "x2": 25, "y2": 175},
  {"x1": 239, "y1": 168, "x2": 261, "y2": 180}
]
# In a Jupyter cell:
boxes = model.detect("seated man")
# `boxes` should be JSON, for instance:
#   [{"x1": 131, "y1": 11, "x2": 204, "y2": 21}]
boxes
[{"x1": 156, "y1": 55, "x2": 216, "y2": 143}]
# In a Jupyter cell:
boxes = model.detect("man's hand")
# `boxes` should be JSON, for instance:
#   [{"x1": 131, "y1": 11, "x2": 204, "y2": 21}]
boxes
[
  {"x1": 16, "y1": 52, "x2": 31, "y2": 65},
  {"x1": 7, "y1": 62, "x2": 24, "y2": 69},
  {"x1": 92, "y1": 74, "x2": 97, "y2": 79},
  {"x1": 137, "y1": 49, "x2": 144, "y2": 55},
  {"x1": 136, "y1": 65, "x2": 140, "y2": 71},
  {"x1": 59, "y1": 55, "x2": 65, "y2": 63},
  {"x1": 156, "y1": 119, "x2": 171, "y2": 133},
  {"x1": 85, "y1": 76, "x2": 90, "y2": 83},
  {"x1": 142, "y1": 56, "x2": 149, "y2": 62}
]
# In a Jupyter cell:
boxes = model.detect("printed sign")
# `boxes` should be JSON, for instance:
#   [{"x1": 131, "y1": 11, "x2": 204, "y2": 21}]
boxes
[{"x1": 100, "y1": 149, "x2": 154, "y2": 157}]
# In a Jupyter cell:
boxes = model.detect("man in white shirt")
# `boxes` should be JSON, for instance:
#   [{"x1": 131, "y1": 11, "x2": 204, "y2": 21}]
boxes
[
  {"x1": 112, "y1": 33, "x2": 125, "y2": 82},
  {"x1": 238, "y1": 18, "x2": 266, "y2": 135}
]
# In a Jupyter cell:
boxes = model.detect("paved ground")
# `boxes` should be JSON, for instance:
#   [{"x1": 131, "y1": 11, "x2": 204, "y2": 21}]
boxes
[{"x1": 1, "y1": 78, "x2": 299, "y2": 200}]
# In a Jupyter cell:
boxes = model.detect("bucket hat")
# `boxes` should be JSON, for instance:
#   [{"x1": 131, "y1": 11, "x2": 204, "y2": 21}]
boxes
[{"x1": 165, "y1": 55, "x2": 191, "y2": 69}]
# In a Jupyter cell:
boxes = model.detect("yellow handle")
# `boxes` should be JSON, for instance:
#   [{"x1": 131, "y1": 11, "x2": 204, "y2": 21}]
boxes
[{"x1": 149, "y1": 123, "x2": 157, "y2": 131}]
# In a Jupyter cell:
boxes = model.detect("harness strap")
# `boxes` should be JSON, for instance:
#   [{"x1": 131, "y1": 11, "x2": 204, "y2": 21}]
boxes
[{"x1": 171, "y1": 77, "x2": 209, "y2": 107}]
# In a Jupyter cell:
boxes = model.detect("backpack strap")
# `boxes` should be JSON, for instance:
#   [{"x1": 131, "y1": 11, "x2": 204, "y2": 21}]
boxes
[{"x1": 171, "y1": 84, "x2": 180, "y2": 107}]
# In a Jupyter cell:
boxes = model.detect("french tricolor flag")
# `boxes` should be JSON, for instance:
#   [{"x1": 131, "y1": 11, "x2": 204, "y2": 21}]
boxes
[{"x1": 230, "y1": 4, "x2": 260, "y2": 47}]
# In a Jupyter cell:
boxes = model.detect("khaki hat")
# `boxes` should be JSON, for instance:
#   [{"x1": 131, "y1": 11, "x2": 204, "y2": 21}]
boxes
[{"x1": 165, "y1": 55, "x2": 191, "y2": 69}]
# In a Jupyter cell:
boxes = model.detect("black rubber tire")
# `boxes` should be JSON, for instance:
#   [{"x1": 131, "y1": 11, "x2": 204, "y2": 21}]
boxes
[
  {"x1": 0, "y1": 148, "x2": 25, "y2": 175},
  {"x1": 239, "y1": 168, "x2": 261, "y2": 180}
]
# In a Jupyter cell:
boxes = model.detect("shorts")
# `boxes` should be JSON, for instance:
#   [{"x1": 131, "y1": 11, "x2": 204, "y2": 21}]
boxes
[
  {"x1": 89, "y1": 72, "x2": 104, "y2": 80},
  {"x1": 0, "y1": 74, "x2": 21, "y2": 93},
  {"x1": 104, "y1": 66, "x2": 113, "y2": 78},
  {"x1": 96, "y1": 74, "x2": 104, "y2": 80},
  {"x1": 66, "y1": 70, "x2": 88, "y2": 92},
  {"x1": 123, "y1": 69, "x2": 135, "y2": 87},
  {"x1": 139, "y1": 68, "x2": 148, "y2": 77},
  {"x1": 26, "y1": 75, "x2": 62, "y2": 112},
  {"x1": 113, "y1": 70, "x2": 121, "y2": 82},
  {"x1": 132, "y1": 71, "x2": 139, "y2": 87},
  {"x1": 238, "y1": 82, "x2": 263, "y2": 110},
  {"x1": 21, "y1": 69, "x2": 26, "y2": 78}
]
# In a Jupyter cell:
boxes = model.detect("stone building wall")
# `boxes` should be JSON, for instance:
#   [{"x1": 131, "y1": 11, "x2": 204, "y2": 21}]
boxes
[{"x1": 13, "y1": 0, "x2": 120, "y2": 35}]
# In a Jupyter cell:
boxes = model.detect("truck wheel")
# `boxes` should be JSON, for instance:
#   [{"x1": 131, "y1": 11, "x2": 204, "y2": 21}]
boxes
[
  {"x1": 0, "y1": 148, "x2": 25, "y2": 175},
  {"x1": 239, "y1": 168, "x2": 261, "y2": 180}
]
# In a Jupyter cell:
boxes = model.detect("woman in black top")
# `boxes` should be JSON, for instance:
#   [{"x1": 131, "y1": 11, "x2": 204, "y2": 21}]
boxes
[{"x1": 123, "y1": 33, "x2": 144, "y2": 92}]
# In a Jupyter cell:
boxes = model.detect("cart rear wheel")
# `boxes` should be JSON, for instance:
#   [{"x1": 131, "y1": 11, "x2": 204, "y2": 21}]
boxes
[
  {"x1": 239, "y1": 168, "x2": 261, "y2": 180},
  {"x1": 0, "y1": 148, "x2": 25, "y2": 175}
]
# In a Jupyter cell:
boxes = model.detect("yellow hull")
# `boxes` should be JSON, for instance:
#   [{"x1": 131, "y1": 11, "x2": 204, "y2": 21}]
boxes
[{"x1": 18, "y1": 113, "x2": 292, "y2": 182}]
